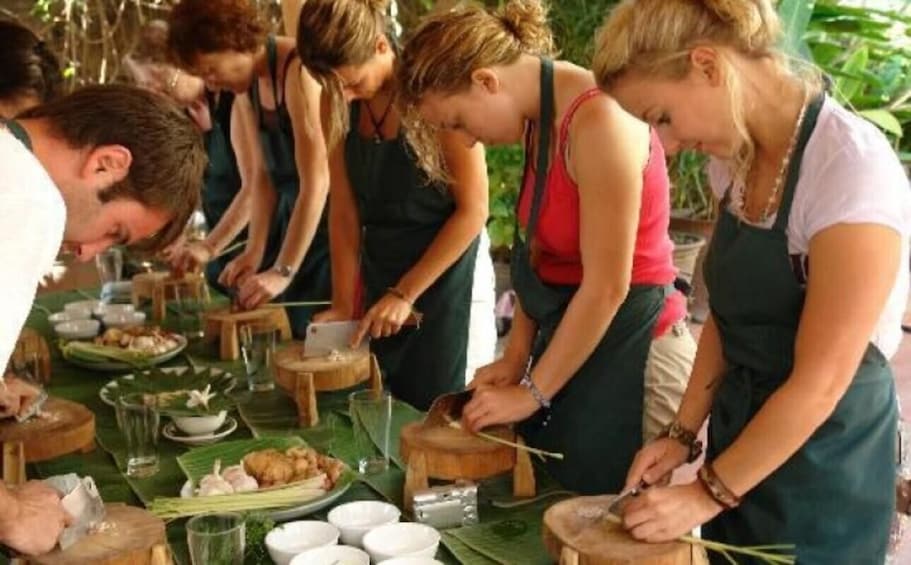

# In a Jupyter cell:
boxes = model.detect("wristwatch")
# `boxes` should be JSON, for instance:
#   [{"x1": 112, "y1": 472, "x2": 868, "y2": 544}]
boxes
[{"x1": 272, "y1": 264, "x2": 295, "y2": 277}]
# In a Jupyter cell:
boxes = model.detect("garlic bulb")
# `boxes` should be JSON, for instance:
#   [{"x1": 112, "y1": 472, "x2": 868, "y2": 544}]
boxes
[
  {"x1": 222, "y1": 465, "x2": 259, "y2": 493},
  {"x1": 197, "y1": 460, "x2": 235, "y2": 497}
]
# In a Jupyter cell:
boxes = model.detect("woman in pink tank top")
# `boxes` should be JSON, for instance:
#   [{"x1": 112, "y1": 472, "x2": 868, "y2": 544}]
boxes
[{"x1": 397, "y1": 0, "x2": 696, "y2": 493}]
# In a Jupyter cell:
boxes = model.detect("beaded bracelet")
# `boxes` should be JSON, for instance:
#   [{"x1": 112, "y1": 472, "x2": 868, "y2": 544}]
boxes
[
  {"x1": 658, "y1": 420, "x2": 704, "y2": 463},
  {"x1": 697, "y1": 462, "x2": 741, "y2": 510}
]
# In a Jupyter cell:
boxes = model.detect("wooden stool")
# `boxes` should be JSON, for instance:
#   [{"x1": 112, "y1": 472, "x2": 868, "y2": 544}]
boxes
[
  {"x1": 543, "y1": 495, "x2": 709, "y2": 565},
  {"x1": 203, "y1": 307, "x2": 292, "y2": 361},
  {"x1": 10, "y1": 328, "x2": 52, "y2": 384},
  {"x1": 28, "y1": 504, "x2": 170, "y2": 565},
  {"x1": 399, "y1": 422, "x2": 535, "y2": 514},
  {"x1": 131, "y1": 272, "x2": 209, "y2": 323},
  {"x1": 0, "y1": 397, "x2": 95, "y2": 485},
  {"x1": 274, "y1": 345, "x2": 382, "y2": 427}
]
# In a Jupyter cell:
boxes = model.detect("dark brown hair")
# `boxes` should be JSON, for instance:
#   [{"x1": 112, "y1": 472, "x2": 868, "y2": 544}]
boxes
[
  {"x1": 296, "y1": 0, "x2": 392, "y2": 148},
  {"x1": 0, "y1": 20, "x2": 62, "y2": 106},
  {"x1": 167, "y1": 0, "x2": 266, "y2": 67},
  {"x1": 19, "y1": 85, "x2": 206, "y2": 251}
]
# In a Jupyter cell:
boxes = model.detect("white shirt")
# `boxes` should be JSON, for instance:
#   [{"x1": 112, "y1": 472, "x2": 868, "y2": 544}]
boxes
[
  {"x1": 708, "y1": 96, "x2": 911, "y2": 359},
  {"x1": 0, "y1": 127, "x2": 66, "y2": 373}
]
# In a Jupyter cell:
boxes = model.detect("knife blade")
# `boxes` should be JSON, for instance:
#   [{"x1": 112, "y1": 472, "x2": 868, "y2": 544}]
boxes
[
  {"x1": 607, "y1": 480, "x2": 648, "y2": 518},
  {"x1": 423, "y1": 389, "x2": 474, "y2": 428}
]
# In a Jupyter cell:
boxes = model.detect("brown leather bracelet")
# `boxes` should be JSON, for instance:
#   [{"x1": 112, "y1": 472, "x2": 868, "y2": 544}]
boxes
[
  {"x1": 698, "y1": 462, "x2": 741, "y2": 509},
  {"x1": 659, "y1": 420, "x2": 704, "y2": 463}
]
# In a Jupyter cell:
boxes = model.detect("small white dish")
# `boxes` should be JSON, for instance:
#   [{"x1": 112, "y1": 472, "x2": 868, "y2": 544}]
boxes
[
  {"x1": 162, "y1": 416, "x2": 237, "y2": 446},
  {"x1": 54, "y1": 319, "x2": 101, "y2": 340},
  {"x1": 92, "y1": 303, "x2": 134, "y2": 318},
  {"x1": 327, "y1": 500, "x2": 401, "y2": 547},
  {"x1": 266, "y1": 521, "x2": 340, "y2": 565},
  {"x1": 102, "y1": 311, "x2": 146, "y2": 329},
  {"x1": 290, "y1": 545, "x2": 369, "y2": 565},
  {"x1": 379, "y1": 558, "x2": 445, "y2": 565},
  {"x1": 172, "y1": 410, "x2": 227, "y2": 435},
  {"x1": 65, "y1": 300, "x2": 101, "y2": 314},
  {"x1": 362, "y1": 523, "x2": 440, "y2": 563},
  {"x1": 49, "y1": 310, "x2": 91, "y2": 324}
]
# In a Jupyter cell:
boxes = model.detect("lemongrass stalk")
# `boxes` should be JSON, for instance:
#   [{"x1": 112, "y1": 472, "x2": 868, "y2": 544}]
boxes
[
  {"x1": 601, "y1": 513, "x2": 795, "y2": 564},
  {"x1": 446, "y1": 419, "x2": 564, "y2": 460},
  {"x1": 150, "y1": 487, "x2": 326, "y2": 519},
  {"x1": 215, "y1": 239, "x2": 248, "y2": 259},
  {"x1": 266, "y1": 300, "x2": 332, "y2": 308}
]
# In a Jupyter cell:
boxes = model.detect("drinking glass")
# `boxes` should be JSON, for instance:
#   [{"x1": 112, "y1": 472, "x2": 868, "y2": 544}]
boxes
[
  {"x1": 95, "y1": 247, "x2": 123, "y2": 288},
  {"x1": 349, "y1": 389, "x2": 392, "y2": 474},
  {"x1": 115, "y1": 392, "x2": 160, "y2": 478},
  {"x1": 174, "y1": 285, "x2": 211, "y2": 340},
  {"x1": 240, "y1": 323, "x2": 277, "y2": 392},
  {"x1": 187, "y1": 512, "x2": 245, "y2": 565}
]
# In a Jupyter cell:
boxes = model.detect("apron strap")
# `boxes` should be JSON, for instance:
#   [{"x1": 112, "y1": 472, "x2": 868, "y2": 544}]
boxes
[
  {"x1": 2, "y1": 119, "x2": 33, "y2": 152},
  {"x1": 523, "y1": 57, "x2": 555, "y2": 241},
  {"x1": 266, "y1": 35, "x2": 279, "y2": 97},
  {"x1": 773, "y1": 92, "x2": 826, "y2": 232}
]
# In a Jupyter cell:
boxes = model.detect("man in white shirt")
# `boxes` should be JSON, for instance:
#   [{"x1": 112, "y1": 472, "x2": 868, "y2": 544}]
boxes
[{"x1": 0, "y1": 84, "x2": 206, "y2": 556}]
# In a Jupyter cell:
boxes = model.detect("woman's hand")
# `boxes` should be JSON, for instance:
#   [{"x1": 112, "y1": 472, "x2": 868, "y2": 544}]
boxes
[
  {"x1": 625, "y1": 437, "x2": 690, "y2": 489},
  {"x1": 237, "y1": 271, "x2": 291, "y2": 310},
  {"x1": 170, "y1": 241, "x2": 214, "y2": 276},
  {"x1": 0, "y1": 481, "x2": 70, "y2": 556},
  {"x1": 623, "y1": 482, "x2": 722, "y2": 543},
  {"x1": 351, "y1": 293, "x2": 413, "y2": 347},
  {"x1": 219, "y1": 251, "x2": 260, "y2": 289},
  {"x1": 0, "y1": 376, "x2": 43, "y2": 419},
  {"x1": 469, "y1": 356, "x2": 526, "y2": 389},
  {"x1": 461, "y1": 384, "x2": 539, "y2": 431}
]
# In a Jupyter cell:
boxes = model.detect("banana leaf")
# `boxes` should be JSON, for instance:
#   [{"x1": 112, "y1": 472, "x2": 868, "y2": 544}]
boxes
[{"x1": 106, "y1": 366, "x2": 238, "y2": 414}]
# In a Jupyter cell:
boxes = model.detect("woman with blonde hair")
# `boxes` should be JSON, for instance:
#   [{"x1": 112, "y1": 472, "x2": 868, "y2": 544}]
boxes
[
  {"x1": 295, "y1": 0, "x2": 495, "y2": 409},
  {"x1": 397, "y1": 0, "x2": 695, "y2": 493},
  {"x1": 594, "y1": 0, "x2": 911, "y2": 560}
]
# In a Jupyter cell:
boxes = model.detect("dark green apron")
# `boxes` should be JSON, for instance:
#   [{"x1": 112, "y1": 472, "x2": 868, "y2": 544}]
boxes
[
  {"x1": 250, "y1": 35, "x2": 331, "y2": 336},
  {"x1": 512, "y1": 59, "x2": 668, "y2": 494},
  {"x1": 200, "y1": 90, "x2": 244, "y2": 293},
  {"x1": 344, "y1": 102, "x2": 479, "y2": 411},
  {"x1": 4, "y1": 119, "x2": 31, "y2": 150},
  {"x1": 702, "y1": 93, "x2": 896, "y2": 564}
]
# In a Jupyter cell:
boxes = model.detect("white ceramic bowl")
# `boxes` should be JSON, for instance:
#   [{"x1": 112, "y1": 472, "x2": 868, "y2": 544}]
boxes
[
  {"x1": 49, "y1": 310, "x2": 91, "y2": 324},
  {"x1": 265, "y1": 521, "x2": 340, "y2": 565},
  {"x1": 378, "y1": 558, "x2": 445, "y2": 565},
  {"x1": 65, "y1": 300, "x2": 101, "y2": 314},
  {"x1": 289, "y1": 545, "x2": 370, "y2": 565},
  {"x1": 172, "y1": 411, "x2": 227, "y2": 436},
  {"x1": 92, "y1": 303, "x2": 134, "y2": 318},
  {"x1": 54, "y1": 319, "x2": 101, "y2": 340},
  {"x1": 327, "y1": 501, "x2": 401, "y2": 547},
  {"x1": 102, "y1": 311, "x2": 146, "y2": 329},
  {"x1": 362, "y1": 523, "x2": 440, "y2": 563}
]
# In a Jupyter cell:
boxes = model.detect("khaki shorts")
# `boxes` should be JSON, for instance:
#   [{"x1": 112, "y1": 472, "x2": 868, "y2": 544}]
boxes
[{"x1": 643, "y1": 320, "x2": 697, "y2": 442}]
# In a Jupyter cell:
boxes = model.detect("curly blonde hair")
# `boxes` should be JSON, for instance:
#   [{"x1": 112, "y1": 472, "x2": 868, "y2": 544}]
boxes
[{"x1": 397, "y1": 0, "x2": 556, "y2": 181}]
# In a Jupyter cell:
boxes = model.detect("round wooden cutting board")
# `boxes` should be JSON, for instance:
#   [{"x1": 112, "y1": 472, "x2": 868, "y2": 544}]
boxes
[
  {"x1": 543, "y1": 495, "x2": 709, "y2": 565},
  {"x1": 274, "y1": 342, "x2": 370, "y2": 391},
  {"x1": 0, "y1": 397, "x2": 94, "y2": 462},
  {"x1": 400, "y1": 421, "x2": 517, "y2": 480}
]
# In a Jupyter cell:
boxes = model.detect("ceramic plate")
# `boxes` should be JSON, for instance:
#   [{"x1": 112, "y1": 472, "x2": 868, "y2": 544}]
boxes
[
  {"x1": 99, "y1": 365, "x2": 233, "y2": 407},
  {"x1": 63, "y1": 334, "x2": 188, "y2": 372},
  {"x1": 163, "y1": 417, "x2": 238, "y2": 446}
]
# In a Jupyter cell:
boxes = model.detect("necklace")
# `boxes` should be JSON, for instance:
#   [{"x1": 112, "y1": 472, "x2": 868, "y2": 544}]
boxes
[
  {"x1": 736, "y1": 88, "x2": 810, "y2": 223},
  {"x1": 364, "y1": 91, "x2": 396, "y2": 144}
]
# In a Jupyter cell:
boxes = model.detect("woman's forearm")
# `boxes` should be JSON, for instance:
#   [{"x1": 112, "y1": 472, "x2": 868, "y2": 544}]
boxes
[
  {"x1": 327, "y1": 186, "x2": 360, "y2": 313},
  {"x1": 272, "y1": 174, "x2": 329, "y2": 271},
  {"x1": 674, "y1": 314, "x2": 727, "y2": 432},
  {"x1": 204, "y1": 189, "x2": 252, "y2": 253},
  {"x1": 503, "y1": 299, "x2": 536, "y2": 364},
  {"x1": 395, "y1": 207, "x2": 485, "y2": 302}
]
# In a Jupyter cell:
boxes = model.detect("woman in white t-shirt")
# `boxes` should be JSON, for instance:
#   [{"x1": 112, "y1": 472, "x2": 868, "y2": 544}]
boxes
[{"x1": 593, "y1": 0, "x2": 910, "y2": 562}]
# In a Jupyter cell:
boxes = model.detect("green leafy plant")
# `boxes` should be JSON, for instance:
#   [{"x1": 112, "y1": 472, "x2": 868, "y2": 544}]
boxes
[{"x1": 486, "y1": 145, "x2": 524, "y2": 253}]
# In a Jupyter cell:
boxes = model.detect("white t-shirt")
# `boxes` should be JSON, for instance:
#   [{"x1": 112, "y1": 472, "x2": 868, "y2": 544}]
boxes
[
  {"x1": 0, "y1": 127, "x2": 66, "y2": 373},
  {"x1": 707, "y1": 96, "x2": 911, "y2": 360}
]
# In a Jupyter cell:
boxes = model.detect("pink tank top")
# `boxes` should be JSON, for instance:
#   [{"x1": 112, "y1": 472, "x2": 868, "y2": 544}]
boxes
[{"x1": 516, "y1": 88, "x2": 687, "y2": 336}]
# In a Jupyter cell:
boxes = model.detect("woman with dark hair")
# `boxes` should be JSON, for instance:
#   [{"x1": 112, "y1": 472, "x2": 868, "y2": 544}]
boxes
[
  {"x1": 168, "y1": 0, "x2": 331, "y2": 334},
  {"x1": 0, "y1": 20, "x2": 62, "y2": 117},
  {"x1": 124, "y1": 20, "x2": 251, "y2": 292}
]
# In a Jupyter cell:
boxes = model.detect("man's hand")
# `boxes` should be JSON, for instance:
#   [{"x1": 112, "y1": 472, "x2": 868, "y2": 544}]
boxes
[
  {"x1": 0, "y1": 481, "x2": 70, "y2": 556},
  {"x1": 0, "y1": 376, "x2": 42, "y2": 419}
]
